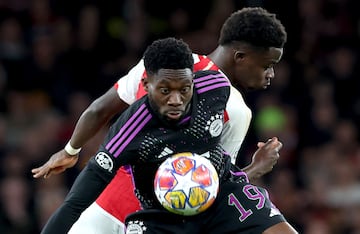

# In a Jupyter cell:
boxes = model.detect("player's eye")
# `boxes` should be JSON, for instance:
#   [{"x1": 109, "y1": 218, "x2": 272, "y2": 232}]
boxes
[
  {"x1": 181, "y1": 87, "x2": 191, "y2": 94},
  {"x1": 160, "y1": 88, "x2": 169, "y2": 94}
]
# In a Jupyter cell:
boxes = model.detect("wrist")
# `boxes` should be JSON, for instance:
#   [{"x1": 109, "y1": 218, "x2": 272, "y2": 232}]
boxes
[
  {"x1": 64, "y1": 141, "x2": 82, "y2": 156},
  {"x1": 241, "y1": 164, "x2": 258, "y2": 181}
]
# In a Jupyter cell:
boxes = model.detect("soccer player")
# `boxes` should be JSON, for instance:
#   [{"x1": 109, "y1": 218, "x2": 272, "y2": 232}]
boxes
[
  {"x1": 72, "y1": 37, "x2": 297, "y2": 233},
  {"x1": 32, "y1": 7, "x2": 288, "y2": 233}
]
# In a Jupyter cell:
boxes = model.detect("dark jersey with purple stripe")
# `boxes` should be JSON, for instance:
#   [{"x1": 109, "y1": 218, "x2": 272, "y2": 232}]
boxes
[{"x1": 89, "y1": 70, "x2": 231, "y2": 209}]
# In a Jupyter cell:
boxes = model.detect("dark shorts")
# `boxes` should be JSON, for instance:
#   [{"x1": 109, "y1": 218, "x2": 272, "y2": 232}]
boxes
[{"x1": 125, "y1": 172, "x2": 286, "y2": 234}]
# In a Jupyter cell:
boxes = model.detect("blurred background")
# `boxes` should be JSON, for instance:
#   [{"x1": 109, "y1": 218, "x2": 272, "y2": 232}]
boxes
[{"x1": 0, "y1": 0, "x2": 359, "y2": 233}]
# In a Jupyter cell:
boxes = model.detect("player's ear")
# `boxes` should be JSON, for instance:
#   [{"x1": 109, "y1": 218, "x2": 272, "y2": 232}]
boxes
[
  {"x1": 234, "y1": 50, "x2": 245, "y2": 60},
  {"x1": 142, "y1": 78, "x2": 149, "y2": 92}
]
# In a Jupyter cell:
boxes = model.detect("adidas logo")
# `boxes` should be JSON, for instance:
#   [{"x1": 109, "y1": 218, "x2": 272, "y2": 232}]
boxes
[{"x1": 157, "y1": 147, "x2": 174, "y2": 158}]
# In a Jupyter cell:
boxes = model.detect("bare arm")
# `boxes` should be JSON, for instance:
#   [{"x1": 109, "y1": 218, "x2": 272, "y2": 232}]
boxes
[
  {"x1": 70, "y1": 87, "x2": 128, "y2": 148},
  {"x1": 32, "y1": 87, "x2": 129, "y2": 178},
  {"x1": 241, "y1": 137, "x2": 282, "y2": 181}
]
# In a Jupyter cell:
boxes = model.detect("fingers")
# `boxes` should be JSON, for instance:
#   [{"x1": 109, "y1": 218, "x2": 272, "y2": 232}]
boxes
[
  {"x1": 266, "y1": 137, "x2": 282, "y2": 150},
  {"x1": 275, "y1": 141, "x2": 283, "y2": 152},
  {"x1": 31, "y1": 164, "x2": 50, "y2": 178},
  {"x1": 32, "y1": 169, "x2": 48, "y2": 178},
  {"x1": 32, "y1": 168, "x2": 53, "y2": 179},
  {"x1": 257, "y1": 138, "x2": 273, "y2": 147},
  {"x1": 258, "y1": 137, "x2": 281, "y2": 148},
  {"x1": 44, "y1": 170, "x2": 52, "y2": 179},
  {"x1": 266, "y1": 137, "x2": 278, "y2": 144},
  {"x1": 31, "y1": 154, "x2": 76, "y2": 179},
  {"x1": 39, "y1": 166, "x2": 67, "y2": 178}
]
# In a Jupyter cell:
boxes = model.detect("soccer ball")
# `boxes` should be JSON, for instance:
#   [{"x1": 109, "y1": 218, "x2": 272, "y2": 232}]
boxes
[{"x1": 154, "y1": 152, "x2": 219, "y2": 216}]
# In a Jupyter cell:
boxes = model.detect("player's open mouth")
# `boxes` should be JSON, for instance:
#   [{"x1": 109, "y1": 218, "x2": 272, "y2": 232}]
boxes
[{"x1": 166, "y1": 111, "x2": 183, "y2": 120}]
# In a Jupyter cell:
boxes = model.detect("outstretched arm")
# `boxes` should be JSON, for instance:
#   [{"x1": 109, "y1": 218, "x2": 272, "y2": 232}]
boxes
[
  {"x1": 32, "y1": 87, "x2": 129, "y2": 178},
  {"x1": 241, "y1": 137, "x2": 282, "y2": 181}
]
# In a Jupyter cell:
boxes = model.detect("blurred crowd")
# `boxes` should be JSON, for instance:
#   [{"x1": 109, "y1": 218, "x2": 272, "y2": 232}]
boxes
[{"x1": 0, "y1": 0, "x2": 359, "y2": 233}]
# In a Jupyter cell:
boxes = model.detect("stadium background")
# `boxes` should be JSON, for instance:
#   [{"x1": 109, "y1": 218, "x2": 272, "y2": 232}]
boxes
[{"x1": 0, "y1": 0, "x2": 359, "y2": 233}]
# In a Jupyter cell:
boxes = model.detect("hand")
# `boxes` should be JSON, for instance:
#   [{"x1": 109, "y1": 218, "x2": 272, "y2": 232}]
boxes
[
  {"x1": 243, "y1": 137, "x2": 282, "y2": 181},
  {"x1": 31, "y1": 149, "x2": 79, "y2": 179}
]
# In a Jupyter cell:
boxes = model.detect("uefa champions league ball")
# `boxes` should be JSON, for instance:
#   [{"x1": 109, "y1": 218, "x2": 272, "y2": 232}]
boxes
[{"x1": 154, "y1": 152, "x2": 219, "y2": 216}]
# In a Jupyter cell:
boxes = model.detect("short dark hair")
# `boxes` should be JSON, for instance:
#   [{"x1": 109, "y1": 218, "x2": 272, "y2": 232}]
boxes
[
  {"x1": 144, "y1": 37, "x2": 194, "y2": 76},
  {"x1": 219, "y1": 7, "x2": 287, "y2": 48}
]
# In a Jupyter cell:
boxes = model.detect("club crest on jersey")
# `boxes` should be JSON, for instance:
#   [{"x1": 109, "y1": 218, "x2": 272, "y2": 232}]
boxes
[
  {"x1": 126, "y1": 220, "x2": 147, "y2": 234},
  {"x1": 95, "y1": 152, "x2": 113, "y2": 172},
  {"x1": 205, "y1": 114, "x2": 223, "y2": 137}
]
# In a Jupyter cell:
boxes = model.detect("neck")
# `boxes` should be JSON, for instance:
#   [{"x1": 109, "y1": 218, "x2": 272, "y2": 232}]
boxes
[
  {"x1": 207, "y1": 46, "x2": 223, "y2": 67},
  {"x1": 207, "y1": 46, "x2": 233, "y2": 80}
]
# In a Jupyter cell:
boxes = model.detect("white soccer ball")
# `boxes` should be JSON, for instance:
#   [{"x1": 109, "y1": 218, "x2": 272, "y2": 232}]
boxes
[{"x1": 154, "y1": 152, "x2": 219, "y2": 216}]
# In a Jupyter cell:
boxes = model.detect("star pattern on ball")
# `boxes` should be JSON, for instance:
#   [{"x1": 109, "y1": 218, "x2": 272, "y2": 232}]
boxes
[{"x1": 172, "y1": 169, "x2": 202, "y2": 196}]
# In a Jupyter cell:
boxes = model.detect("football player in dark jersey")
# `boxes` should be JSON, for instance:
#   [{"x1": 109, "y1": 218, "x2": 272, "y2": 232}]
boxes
[
  {"x1": 46, "y1": 37, "x2": 297, "y2": 234},
  {"x1": 33, "y1": 7, "x2": 291, "y2": 234},
  {"x1": 32, "y1": 7, "x2": 286, "y2": 182}
]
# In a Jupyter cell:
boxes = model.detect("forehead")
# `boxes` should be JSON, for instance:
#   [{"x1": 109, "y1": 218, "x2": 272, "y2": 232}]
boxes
[
  {"x1": 255, "y1": 47, "x2": 283, "y2": 63},
  {"x1": 149, "y1": 68, "x2": 193, "y2": 84}
]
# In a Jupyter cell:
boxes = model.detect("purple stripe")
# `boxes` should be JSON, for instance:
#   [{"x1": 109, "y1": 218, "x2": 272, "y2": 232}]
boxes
[
  {"x1": 230, "y1": 170, "x2": 249, "y2": 183},
  {"x1": 109, "y1": 109, "x2": 150, "y2": 153},
  {"x1": 126, "y1": 166, "x2": 142, "y2": 209},
  {"x1": 179, "y1": 116, "x2": 191, "y2": 125},
  {"x1": 113, "y1": 114, "x2": 152, "y2": 157},
  {"x1": 195, "y1": 77, "x2": 229, "y2": 88},
  {"x1": 194, "y1": 73, "x2": 225, "y2": 83},
  {"x1": 128, "y1": 166, "x2": 136, "y2": 191},
  {"x1": 122, "y1": 165, "x2": 132, "y2": 174},
  {"x1": 197, "y1": 82, "x2": 230, "y2": 94},
  {"x1": 106, "y1": 104, "x2": 146, "y2": 150}
]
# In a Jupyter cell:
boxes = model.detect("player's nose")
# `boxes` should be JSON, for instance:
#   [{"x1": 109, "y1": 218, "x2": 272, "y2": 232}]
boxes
[{"x1": 167, "y1": 92, "x2": 183, "y2": 106}]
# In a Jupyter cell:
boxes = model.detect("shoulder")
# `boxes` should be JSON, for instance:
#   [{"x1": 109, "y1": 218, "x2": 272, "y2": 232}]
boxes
[
  {"x1": 120, "y1": 97, "x2": 151, "y2": 120},
  {"x1": 114, "y1": 59, "x2": 146, "y2": 104},
  {"x1": 226, "y1": 86, "x2": 252, "y2": 118},
  {"x1": 194, "y1": 70, "x2": 220, "y2": 77},
  {"x1": 108, "y1": 97, "x2": 152, "y2": 141},
  {"x1": 193, "y1": 70, "x2": 230, "y2": 86},
  {"x1": 223, "y1": 86, "x2": 252, "y2": 135},
  {"x1": 193, "y1": 70, "x2": 230, "y2": 95}
]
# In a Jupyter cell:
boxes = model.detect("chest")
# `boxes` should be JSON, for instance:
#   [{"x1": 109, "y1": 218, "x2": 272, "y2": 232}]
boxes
[{"x1": 129, "y1": 98, "x2": 226, "y2": 163}]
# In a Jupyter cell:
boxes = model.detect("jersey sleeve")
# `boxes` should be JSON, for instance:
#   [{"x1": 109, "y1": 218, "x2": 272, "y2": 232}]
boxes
[
  {"x1": 115, "y1": 59, "x2": 145, "y2": 105},
  {"x1": 94, "y1": 100, "x2": 151, "y2": 169},
  {"x1": 220, "y1": 86, "x2": 252, "y2": 164}
]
